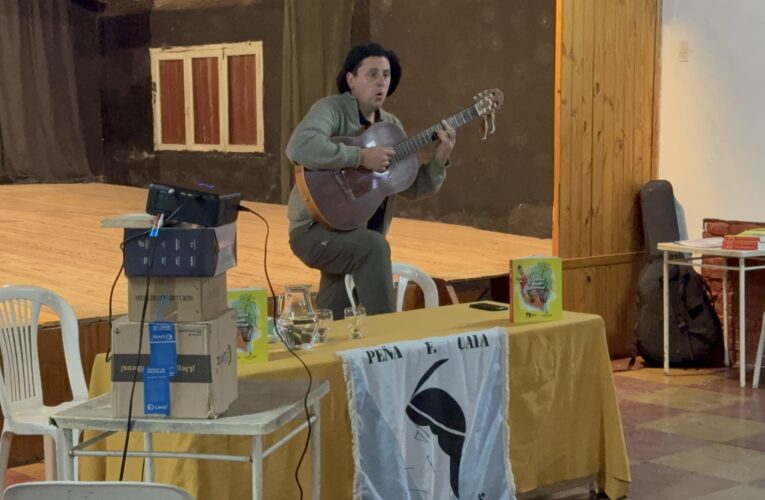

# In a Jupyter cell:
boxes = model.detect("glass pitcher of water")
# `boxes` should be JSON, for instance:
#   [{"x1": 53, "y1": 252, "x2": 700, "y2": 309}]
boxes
[{"x1": 276, "y1": 285, "x2": 318, "y2": 349}]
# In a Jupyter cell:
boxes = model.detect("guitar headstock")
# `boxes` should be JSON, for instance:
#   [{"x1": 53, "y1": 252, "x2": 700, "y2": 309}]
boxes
[
  {"x1": 474, "y1": 88, "x2": 504, "y2": 116},
  {"x1": 473, "y1": 88, "x2": 503, "y2": 140}
]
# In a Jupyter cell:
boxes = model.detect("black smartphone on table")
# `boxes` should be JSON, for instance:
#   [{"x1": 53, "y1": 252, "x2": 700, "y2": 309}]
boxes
[{"x1": 469, "y1": 302, "x2": 508, "y2": 311}]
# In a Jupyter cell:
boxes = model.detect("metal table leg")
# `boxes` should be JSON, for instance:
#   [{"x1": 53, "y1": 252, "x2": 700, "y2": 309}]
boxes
[
  {"x1": 252, "y1": 435, "x2": 264, "y2": 500},
  {"x1": 663, "y1": 251, "x2": 670, "y2": 375},
  {"x1": 754, "y1": 311, "x2": 765, "y2": 389},
  {"x1": 739, "y1": 258, "x2": 746, "y2": 388},
  {"x1": 311, "y1": 402, "x2": 321, "y2": 500},
  {"x1": 58, "y1": 428, "x2": 75, "y2": 481},
  {"x1": 144, "y1": 432, "x2": 154, "y2": 482},
  {"x1": 723, "y1": 268, "x2": 729, "y2": 367}
]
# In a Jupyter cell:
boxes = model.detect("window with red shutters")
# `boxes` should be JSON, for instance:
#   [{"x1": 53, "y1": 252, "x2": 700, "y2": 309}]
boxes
[{"x1": 151, "y1": 42, "x2": 264, "y2": 153}]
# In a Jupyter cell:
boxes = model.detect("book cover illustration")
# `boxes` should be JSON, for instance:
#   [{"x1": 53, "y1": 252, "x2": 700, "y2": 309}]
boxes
[
  {"x1": 509, "y1": 257, "x2": 562, "y2": 324},
  {"x1": 227, "y1": 288, "x2": 269, "y2": 363}
]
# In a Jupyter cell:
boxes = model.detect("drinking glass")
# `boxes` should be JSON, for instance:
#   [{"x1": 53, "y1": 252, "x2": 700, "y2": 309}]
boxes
[
  {"x1": 344, "y1": 305, "x2": 366, "y2": 340},
  {"x1": 276, "y1": 285, "x2": 318, "y2": 350},
  {"x1": 315, "y1": 309, "x2": 333, "y2": 343}
]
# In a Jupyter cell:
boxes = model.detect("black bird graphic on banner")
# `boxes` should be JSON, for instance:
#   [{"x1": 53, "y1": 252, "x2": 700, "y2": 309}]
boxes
[{"x1": 405, "y1": 358, "x2": 466, "y2": 498}]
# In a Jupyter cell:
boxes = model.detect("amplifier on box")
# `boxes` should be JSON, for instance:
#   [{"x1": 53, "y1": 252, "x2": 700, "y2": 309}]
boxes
[{"x1": 146, "y1": 184, "x2": 240, "y2": 227}]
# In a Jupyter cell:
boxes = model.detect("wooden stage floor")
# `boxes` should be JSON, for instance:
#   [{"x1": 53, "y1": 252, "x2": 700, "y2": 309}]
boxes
[{"x1": 0, "y1": 183, "x2": 552, "y2": 321}]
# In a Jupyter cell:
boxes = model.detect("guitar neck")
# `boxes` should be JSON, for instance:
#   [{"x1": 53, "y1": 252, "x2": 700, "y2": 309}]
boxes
[{"x1": 392, "y1": 105, "x2": 481, "y2": 162}]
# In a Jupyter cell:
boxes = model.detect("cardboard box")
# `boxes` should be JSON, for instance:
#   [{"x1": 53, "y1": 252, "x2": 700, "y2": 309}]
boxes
[
  {"x1": 123, "y1": 223, "x2": 237, "y2": 277},
  {"x1": 111, "y1": 310, "x2": 238, "y2": 418},
  {"x1": 227, "y1": 288, "x2": 269, "y2": 363},
  {"x1": 509, "y1": 256, "x2": 562, "y2": 324},
  {"x1": 128, "y1": 273, "x2": 229, "y2": 322}
]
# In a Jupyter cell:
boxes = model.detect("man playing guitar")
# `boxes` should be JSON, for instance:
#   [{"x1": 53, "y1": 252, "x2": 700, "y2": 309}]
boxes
[{"x1": 286, "y1": 43, "x2": 456, "y2": 318}]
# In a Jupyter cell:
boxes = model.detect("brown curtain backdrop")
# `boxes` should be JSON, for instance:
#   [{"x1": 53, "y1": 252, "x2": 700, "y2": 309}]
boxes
[
  {"x1": 0, "y1": 0, "x2": 91, "y2": 183},
  {"x1": 279, "y1": 0, "x2": 354, "y2": 202}
]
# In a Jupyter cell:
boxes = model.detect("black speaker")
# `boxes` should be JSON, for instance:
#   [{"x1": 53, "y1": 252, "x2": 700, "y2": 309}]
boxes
[{"x1": 146, "y1": 184, "x2": 240, "y2": 227}]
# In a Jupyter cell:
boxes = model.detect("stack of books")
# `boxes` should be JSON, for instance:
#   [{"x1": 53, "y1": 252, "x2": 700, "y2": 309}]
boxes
[{"x1": 722, "y1": 228, "x2": 765, "y2": 250}]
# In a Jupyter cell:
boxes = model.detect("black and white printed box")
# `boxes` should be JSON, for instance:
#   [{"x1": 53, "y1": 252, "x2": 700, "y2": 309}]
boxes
[{"x1": 123, "y1": 223, "x2": 237, "y2": 277}]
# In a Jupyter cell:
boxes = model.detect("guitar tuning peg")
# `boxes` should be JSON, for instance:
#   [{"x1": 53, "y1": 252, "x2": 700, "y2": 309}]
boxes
[{"x1": 481, "y1": 115, "x2": 489, "y2": 141}]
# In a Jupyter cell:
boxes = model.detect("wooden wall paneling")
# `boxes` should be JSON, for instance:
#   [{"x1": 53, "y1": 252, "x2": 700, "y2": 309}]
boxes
[
  {"x1": 591, "y1": 0, "x2": 659, "y2": 256},
  {"x1": 633, "y1": 0, "x2": 653, "y2": 246},
  {"x1": 76, "y1": 319, "x2": 114, "y2": 387},
  {"x1": 563, "y1": 252, "x2": 644, "y2": 356},
  {"x1": 618, "y1": 1, "x2": 633, "y2": 253},
  {"x1": 632, "y1": 0, "x2": 648, "y2": 246},
  {"x1": 553, "y1": 0, "x2": 565, "y2": 256},
  {"x1": 566, "y1": 0, "x2": 579, "y2": 252},
  {"x1": 558, "y1": 0, "x2": 660, "y2": 255},
  {"x1": 613, "y1": 1, "x2": 628, "y2": 254},
  {"x1": 648, "y1": 0, "x2": 661, "y2": 180},
  {"x1": 39, "y1": 325, "x2": 71, "y2": 406},
  {"x1": 557, "y1": 0, "x2": 659, "y2": 355},
  {"x1": 558, "y1": 0, "x2": 596, "y2": 260},
  {"x1": 556, "y1": 0, "x2": 572, "y2": 257},
  {"x1": 575, "y1": 0, "x2": 595, "y2": 258},
  {"x1": 624, "y1": 0, "x2": 660, "y2": 253},
  {"x1": 591, "y1": 0, "x2": 615, "y2": 256}
]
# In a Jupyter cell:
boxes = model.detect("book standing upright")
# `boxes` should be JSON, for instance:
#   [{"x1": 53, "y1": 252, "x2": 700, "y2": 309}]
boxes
[{"x1": 509, "y1": 256, "x2": 562, "y2": 324}]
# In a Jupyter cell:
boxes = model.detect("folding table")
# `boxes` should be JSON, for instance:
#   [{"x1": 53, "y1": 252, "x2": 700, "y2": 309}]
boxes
[{"x1": 51, "y1": 379, "x2": 328, "y2": 500}]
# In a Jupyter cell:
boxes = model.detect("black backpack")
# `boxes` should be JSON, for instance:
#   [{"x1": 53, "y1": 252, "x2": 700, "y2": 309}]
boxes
[{"x1": 635, "y1": 259, "x2": 722, "y2": 366}]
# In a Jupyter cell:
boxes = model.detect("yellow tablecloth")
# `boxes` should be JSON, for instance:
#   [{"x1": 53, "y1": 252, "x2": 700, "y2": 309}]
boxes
[{"x1": 80, "y1": 304, "x2": 630, "y2": 499}]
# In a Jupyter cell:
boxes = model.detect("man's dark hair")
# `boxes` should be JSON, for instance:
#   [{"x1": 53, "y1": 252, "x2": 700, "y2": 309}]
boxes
[{"x1": 336, "y1": 43, "x2": 402, "y2": 96}]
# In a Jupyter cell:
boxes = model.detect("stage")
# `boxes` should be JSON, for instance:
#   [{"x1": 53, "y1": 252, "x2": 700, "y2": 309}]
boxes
[{"x1": 0, "y1": 183, "x2": 552, "y2": 321}]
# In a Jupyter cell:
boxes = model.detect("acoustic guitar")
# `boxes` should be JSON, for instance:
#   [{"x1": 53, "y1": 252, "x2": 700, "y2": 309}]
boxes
[{"x1": 294, "y1": 89, "x2": 504, "y2": 231}]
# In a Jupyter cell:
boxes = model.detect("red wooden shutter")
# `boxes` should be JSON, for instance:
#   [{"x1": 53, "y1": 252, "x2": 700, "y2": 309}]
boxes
[
  {"x1": 192, "y1": 57, "x2": 220, "y2": 145},
  {"x1": 228, "y1": 54, "x2": 258, "y2": 145},
  {"x1": 158, "y1": 59, "x2": 185, "y2": 144}
]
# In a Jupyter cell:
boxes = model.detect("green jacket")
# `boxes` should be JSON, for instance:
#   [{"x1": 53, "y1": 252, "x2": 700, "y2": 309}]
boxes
[{"x1": 286, "y1": 92, "x2": 447, "y2": 235}]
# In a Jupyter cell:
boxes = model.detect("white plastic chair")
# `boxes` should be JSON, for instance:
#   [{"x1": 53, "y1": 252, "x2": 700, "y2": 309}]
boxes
[
  {"x1": 2, "y1": 481, "x2": 194, "y2": 500},
  {"x1": 345, "y1": 262, "x2": 439, "y2": 312},
  {"x1": 0, "y1": 286, "x2": 88, "y2": 491}
]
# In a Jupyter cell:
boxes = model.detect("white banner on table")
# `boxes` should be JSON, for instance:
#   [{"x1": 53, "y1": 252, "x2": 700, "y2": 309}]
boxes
[{"x1": 338, "y1": 327, "x2": 515, "y2": 500}]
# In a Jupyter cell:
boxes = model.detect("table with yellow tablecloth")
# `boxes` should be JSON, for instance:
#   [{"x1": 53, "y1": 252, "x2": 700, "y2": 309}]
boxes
[{"x1": 80, "y1": 304, "x2": 630, "y2": 499}]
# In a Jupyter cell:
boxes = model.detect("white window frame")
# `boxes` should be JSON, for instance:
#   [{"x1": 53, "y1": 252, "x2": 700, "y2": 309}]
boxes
[{"x1": 150, "y1": 41, "x2": 265, "y2": 153}]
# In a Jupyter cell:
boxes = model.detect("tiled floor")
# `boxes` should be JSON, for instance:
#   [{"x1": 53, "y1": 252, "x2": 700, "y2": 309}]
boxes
[
  {"x1": 6, "y1": 365, "x2": 765, "y2": 499},
  {"x1": 525, "y1": 363, "x2": 765, "y2": 499},
  {"x1": 614, "y1": 365, "x2": 765, "y2": 499}
]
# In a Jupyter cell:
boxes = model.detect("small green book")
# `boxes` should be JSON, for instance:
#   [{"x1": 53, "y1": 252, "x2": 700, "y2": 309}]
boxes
[
  {"x1": 738, "y1": 228, "x2": 765, "y2": 238},
  {"x1": 227, "y1": 288, "x2": 269, "y2": 363},
  {"x1": 509, "y1": 256, "x2": 563, "y2": 324}
]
